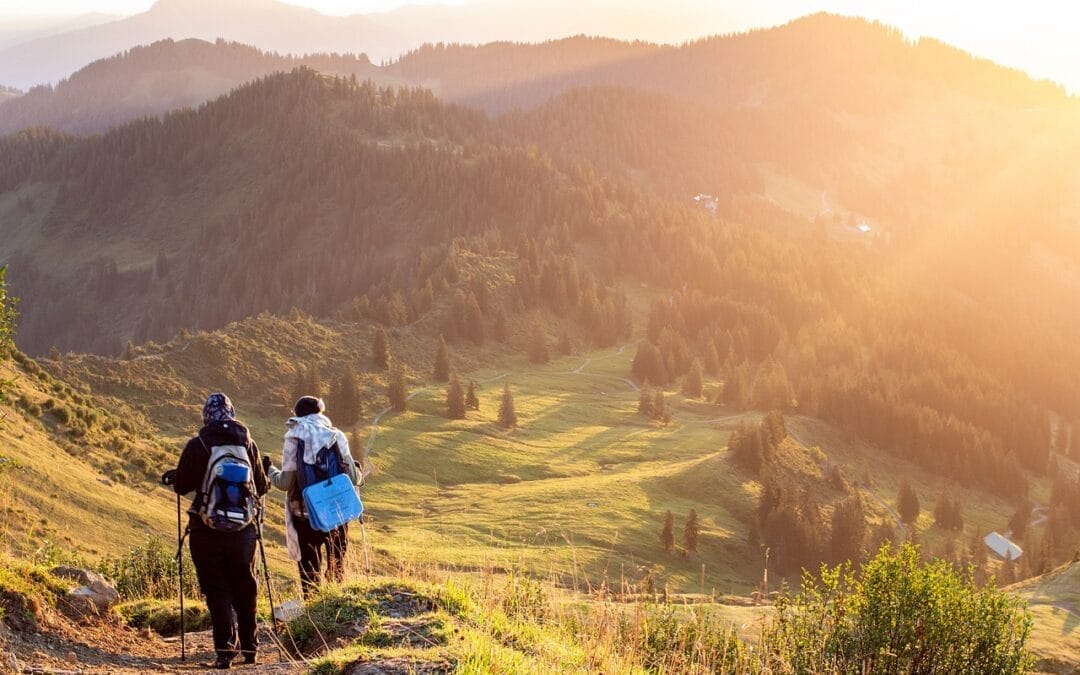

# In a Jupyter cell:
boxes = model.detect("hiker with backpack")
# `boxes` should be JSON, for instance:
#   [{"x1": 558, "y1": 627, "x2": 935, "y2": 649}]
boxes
[
  {"x1": 263, "y1": 395, "x2": 363, "y2": 597},
  {"x1": 163, "y1": 393, "x2": 268, "y2": 669}
]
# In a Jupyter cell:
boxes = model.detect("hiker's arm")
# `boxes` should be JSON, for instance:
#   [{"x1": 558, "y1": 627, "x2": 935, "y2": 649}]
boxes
[
  {"x1": 267, "y1": 438, "x2": 297, "y2": 491},
  {"x1": 172, "y1": 438, "x2": 202, "y2": 496},
  {"x1": 249, "y1": 438, "x2": 268, "y2": 496},
  {"x1": 337, "y1": 430, "x2": 362, "y2": 487}
]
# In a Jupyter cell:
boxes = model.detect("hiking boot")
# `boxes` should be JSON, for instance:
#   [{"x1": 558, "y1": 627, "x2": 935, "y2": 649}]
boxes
[
  {"x1": 213, "y1": 655, "x2": 232, "y2": 669},
  {"x1": 242, "y1": 652, "x2": 256, "y2": 665}
]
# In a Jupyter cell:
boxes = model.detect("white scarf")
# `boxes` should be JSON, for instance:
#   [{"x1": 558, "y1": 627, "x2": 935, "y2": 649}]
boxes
[{"x1": 281, "y1": 412, "x2": 348, "y2": 561}]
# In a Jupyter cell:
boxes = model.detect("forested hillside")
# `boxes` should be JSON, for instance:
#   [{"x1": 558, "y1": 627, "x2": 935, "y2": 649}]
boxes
[
  {"x1": 0, "y1": 10, "x2": 1079, "y2": 576},
  {"x1": 0, "y1": 38, "x2": 393, "y2": 136}
]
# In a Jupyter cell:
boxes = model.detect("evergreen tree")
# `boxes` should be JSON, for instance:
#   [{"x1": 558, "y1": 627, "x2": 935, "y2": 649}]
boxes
[
  {"x1": 660, "y1": 510, "x2": 675, "y2": 553},
  {"x1": 466, "y1": 380, "x2": 480, "y2": 410},
  {"x1": 829, "y1": 493, "x2": 867, "y2": 564},
  {"x1": 652, "y1": 390, "x2": 670, "y2": 424},
  {"x1": 333, "y1": 364, "x2": 362, "y2": 426},
  {"x1": 682, "y1": 359, "x2": 703, "y2": 398},
  {"x1": 387, "y1": 365, "x2": 408, "y2": 412},
  {"x1": 638, "y1": 386, "x2": 654, "y2": 418},
  {"x1": 1008, "y1": 503, "x2": 1029, "y2": 539},
  {"x1": 498, "y1": 383, "x2": 517, "y2": 428},
  {"x1": 372, "y1": 328, "x2": 390, "y2": 370},
  {"x1": 527, "y1": 317, "x2": 549, "y2": 364},
  {"x1": 763, "y1": 410, "x2": 787, "y2": 446},
  {"x1": 897, "y1": 479, "x2": 920, "y2": 526},
  {"x1": 933, "y1": 487, "x2": 964, "y2": 531},
  {"x1": 446, "y1": 374, "x2": 466, "y2": 419},
  {"x1": 433, "y1": 334, "x2": 451, "y2": 382},
  {"x1": 465, "y1": 293, "x2": 485, "y2": 345},
  {"x1": 683, "y1": 509, "x2": 701, "y2": 556},
  {"x1": 493, "y1": 309, "x2": 508, "y2": 343}
]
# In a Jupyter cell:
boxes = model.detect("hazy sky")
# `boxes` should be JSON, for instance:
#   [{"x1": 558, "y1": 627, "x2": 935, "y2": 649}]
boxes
[{"x1": 3, "y1": 0, "x2": 1078, "y2": 91}]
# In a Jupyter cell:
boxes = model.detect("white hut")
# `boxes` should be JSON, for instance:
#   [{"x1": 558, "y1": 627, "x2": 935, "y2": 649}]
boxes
[{"x1": 984, "y1": 531, "x2": 1023, "y2": 560}]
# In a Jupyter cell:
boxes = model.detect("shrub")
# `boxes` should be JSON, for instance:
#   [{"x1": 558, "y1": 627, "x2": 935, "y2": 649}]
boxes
[
  {"x1": 97, "y1": 537, "x2": 198, "y2": 601},
  {"x1": 764, "y1": 543, "x2": 1032, "y2": 673}
]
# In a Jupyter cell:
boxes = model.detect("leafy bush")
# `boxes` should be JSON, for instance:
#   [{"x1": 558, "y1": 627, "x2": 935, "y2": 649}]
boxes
[
  {"x1": 97, "y1": 537, "x2": 198, "y2": 601},
  {"x1": 764, "y1": 543, "x2": 1032, "y2": 673}
]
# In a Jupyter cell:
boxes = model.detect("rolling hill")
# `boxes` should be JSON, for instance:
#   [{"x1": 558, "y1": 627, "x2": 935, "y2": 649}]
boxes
[
  {"x1": 0, "y1": 39, "x2": 395, "y2": 136},
  {"x1": 0, "y1": 0, "x2": 397, "y2": 91}
]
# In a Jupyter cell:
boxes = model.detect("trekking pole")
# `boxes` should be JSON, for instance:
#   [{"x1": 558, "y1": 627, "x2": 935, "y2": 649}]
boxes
[
  {"x1": 175, "y1": 493, "x2": 186, "y2": 662},
  {"x1": 359, "y1": 516, "x2": 371, "y2": 575},
  {"x1": 256, "y1": 498, "x2": 278, "y2": 627}
]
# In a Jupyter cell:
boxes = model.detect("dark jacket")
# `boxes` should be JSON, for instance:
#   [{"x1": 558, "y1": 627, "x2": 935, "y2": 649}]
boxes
[{"x1": 173, "y1": 420, "x2": 268, "y2": 532}]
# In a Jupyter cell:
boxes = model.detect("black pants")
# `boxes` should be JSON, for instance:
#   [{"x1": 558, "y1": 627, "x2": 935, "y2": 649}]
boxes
[
  {"x1": 295, "y1": 517, "x2": 348, "y2": 597},
  {"x1": 189, "y1": 527, "x2": 259, "y2": 661}
]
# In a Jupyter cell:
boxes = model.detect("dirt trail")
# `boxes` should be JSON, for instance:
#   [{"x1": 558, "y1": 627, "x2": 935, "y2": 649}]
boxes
[{"x1": 3, "y1": 622, "x2": 301, "y2": 674}]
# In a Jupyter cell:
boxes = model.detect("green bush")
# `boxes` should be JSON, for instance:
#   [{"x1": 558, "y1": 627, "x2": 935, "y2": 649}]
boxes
[
  {"x1": 49, "y1": 405, "x2": 72, "y2": 425},
  {"x1": 764, "y1": 543, "x2": 1033, "y2": 673},
  {"x1": 97, "y1": 537, "x2": 198, "y2": 601}
]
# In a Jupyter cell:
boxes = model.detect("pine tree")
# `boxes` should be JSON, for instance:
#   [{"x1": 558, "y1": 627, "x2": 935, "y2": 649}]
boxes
[
  {"x1": 333, "y1": 364, "x2": 362, "y2": 426},
  {"x1": 683, "y1": 509, "x2": 700, "y2": 556},
  {"x1": 1008, "y1": 503, "x2": 1029, "y2": 539},
  {"x1": 652, "y1": 390, "x2": 670, "y2": 424},
  {"x1": 498, "y1": 383, "x2": 517, "y2": 429},
  {"x1": 433, "y1": 334, "x2": 450, "y2": 382},
  {"x1": 682, "y1": 359, "x2": 703, "y2": 398},
  {"x1": 829, "y1": 493, "x2": 867, "y2": 564},
  {"x1": 465, "y1": 293, "x2": 485, "y2": 345},
  {"x1": 372, "y1": 328, "x2": 390, "y2": 370},
  {"x1": 446, "y1": 375, "x2": 466, "y2": 419},
  {"x1": 527, "y1": 317, "x2": 549, "y2": 364},
  {"x1": 387, "y1": 365, "x2": 408, "y2": 412},
  {"x1": 466, "y1": 380, "x2": 480, "y2": 410},
  {"x1": 897, "y1": 479, "x2": 920, "y2": 526},
  {"x1": 637, "y1": 386, "x2": 654, "y2": 418},
  {"x1": 660, "y1": 510, "x2": 675, "y2": 553}
]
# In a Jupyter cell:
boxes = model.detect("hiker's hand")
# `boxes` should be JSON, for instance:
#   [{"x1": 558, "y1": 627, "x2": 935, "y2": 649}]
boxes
[
  {"x1": 262, "y1": 455, "x2": 273, "y2": 474},
  {"x1": 160, "y1": 469, "x2": 176, "y2": 486}
]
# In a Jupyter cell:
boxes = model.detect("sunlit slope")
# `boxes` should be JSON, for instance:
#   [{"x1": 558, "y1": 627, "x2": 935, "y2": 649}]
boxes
[
  {"x1": 46, "y1": 313, "x2": 1046, "y2": 595},
  {"x1": 0, "y1": 355, "x2": 177, "y2": 560},
  {"x1": 1010, "y1": 563, "x2": 1080, "y2": 673}
]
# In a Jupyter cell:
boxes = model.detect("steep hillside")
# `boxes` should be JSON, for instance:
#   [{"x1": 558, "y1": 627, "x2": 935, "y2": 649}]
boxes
[
  {"x1": 1010, "y1": 563, "x2": 1080, "y2": 673},
  {"x1": 0, "y1": 39, "x2": 395, "y2": 136},
  {"x1": 0, "y1": 351, "x2": 177, "y2": 561}
]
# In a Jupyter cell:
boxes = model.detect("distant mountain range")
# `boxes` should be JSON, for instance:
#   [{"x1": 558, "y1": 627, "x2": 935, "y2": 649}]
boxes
[
  {"x1": 0, "y1": 0, "x2": 752, "y2": 91},
  {"x1": 0, "y1": 38, "x2": 397, "y2": 136}
]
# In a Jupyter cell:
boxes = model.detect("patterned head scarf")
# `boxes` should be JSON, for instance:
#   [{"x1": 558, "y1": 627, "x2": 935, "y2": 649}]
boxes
[{"x1": 202, "y1": 393, "x2": 236, "y2": 426}]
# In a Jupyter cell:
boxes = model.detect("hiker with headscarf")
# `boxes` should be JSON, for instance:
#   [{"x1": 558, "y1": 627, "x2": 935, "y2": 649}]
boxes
[
  {"x1": 263, "y1": 395, "x2": 362, "y2": 597},
  {"x1": 167, "y1": 393, "x2": 267, "y2": 669}
]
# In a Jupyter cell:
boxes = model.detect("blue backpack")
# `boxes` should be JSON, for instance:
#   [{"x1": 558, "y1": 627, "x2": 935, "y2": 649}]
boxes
[{"x1": 296, "y1": 439, "x2": 363, "y2": 532}]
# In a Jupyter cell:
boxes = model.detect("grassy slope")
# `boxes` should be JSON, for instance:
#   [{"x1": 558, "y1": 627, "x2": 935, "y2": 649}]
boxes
[
  {"x1": 0, "y1": 357, "x2": 177, "y2": 561},
  {"x1": 1009, "y1": 563, "x2": 1080, "y2": 673}
]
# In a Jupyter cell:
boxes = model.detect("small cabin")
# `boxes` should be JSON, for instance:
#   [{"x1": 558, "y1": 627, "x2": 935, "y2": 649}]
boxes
[{"x1": 984, "y1": 531, "x2": 1023, "y2": 560}]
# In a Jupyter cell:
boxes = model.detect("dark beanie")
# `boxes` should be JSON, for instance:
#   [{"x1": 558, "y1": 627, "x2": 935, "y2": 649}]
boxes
[{"x1": 294, "y1": 396, "x2": 325, "y2": 417}]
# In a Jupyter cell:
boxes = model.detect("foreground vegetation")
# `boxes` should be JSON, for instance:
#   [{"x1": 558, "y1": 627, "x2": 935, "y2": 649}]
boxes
[{"x1": 0, "y1": 543, "x2": 1035, "y2": 673}]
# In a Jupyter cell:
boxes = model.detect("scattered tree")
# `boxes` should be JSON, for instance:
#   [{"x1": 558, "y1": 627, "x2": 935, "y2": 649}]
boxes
[
  {"x1": 682, "y1": 359, "x2": 703, "y2": 398},
  {"x1": 433, "y1": 335, "x2": 450, "y2": 382},
  {"x1": 683, "y1": 509, "x2": 701, "y2": 556},
  {"x1": 660, "y1": 510, "x2": 675, "y2": 553},
  {"x1": 498, "y1": 383, "x2": 517, "y2": 428},
  {"x1": 332, "y1": 364, "x2": 362, "y2": 426},
  {"x1": 372, "y1": 328, "x2": 390, "y2": 370},
  {"x1": 446, "y1": 374, "x2": 466, "y2": 419},
  {"x1": 897, "y1": 479, "x2": 920, "y2": 526},
  {"x1": 387, "y1": 365, "x2": 408, "y2": 412},
  {"x1": 466, "y1": 380, "x2": 480, "y2": 410},
  {"x1": 829, "y1": 492, "x2": 867, "y2": 564}
]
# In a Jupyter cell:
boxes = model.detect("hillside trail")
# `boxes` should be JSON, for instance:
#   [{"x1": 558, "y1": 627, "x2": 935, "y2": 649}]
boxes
[{"x1": 3, "y1": 621, "x2": 303, "y2": 674}]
